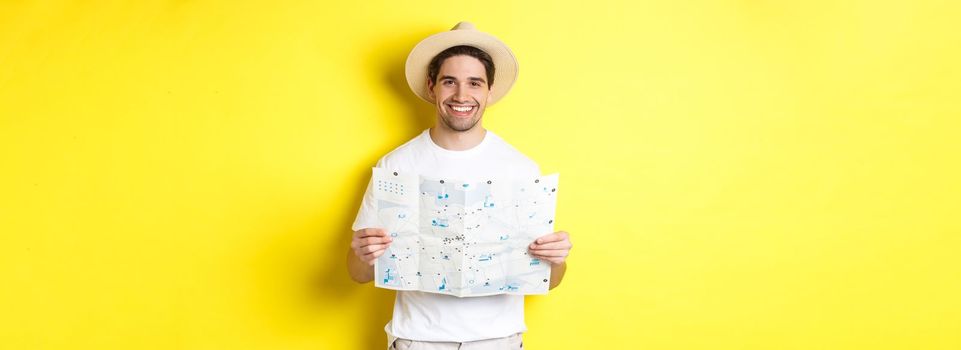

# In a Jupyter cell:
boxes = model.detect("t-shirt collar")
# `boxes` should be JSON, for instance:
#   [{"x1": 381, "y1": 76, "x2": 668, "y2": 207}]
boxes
[{"x1": 423, "y1": 128, "x2": 491, "y2": 158}]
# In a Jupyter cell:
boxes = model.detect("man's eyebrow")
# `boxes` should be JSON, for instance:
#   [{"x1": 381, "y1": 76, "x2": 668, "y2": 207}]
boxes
[{"x1": 439, "y1": 75, "x2": 487, "y2": 83}]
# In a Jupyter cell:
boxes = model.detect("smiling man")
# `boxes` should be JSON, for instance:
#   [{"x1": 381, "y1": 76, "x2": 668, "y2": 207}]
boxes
[
  {"x1": 430, "y1": 51, "x2": 490, "y2": 133},
  {"x1": 346, "y1": 22, "x2": 573, "y2": 350}
]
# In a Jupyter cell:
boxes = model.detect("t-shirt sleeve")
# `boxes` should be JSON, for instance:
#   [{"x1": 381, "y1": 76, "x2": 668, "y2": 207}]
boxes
[{"x1": 350, "y1": 158, "x2": 386, "y2": 232}]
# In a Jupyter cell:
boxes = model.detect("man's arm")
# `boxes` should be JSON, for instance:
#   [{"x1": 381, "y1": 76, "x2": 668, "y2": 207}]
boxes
[
  {"x1": 346, "y1": 228, "x2": 392, "y2": 283},
  {"x1": 529, "y1": 231, "x2": 573, "y2": 290},
  {"x1": 548, "y1": 261, "x2": 567, "y2": 290}
]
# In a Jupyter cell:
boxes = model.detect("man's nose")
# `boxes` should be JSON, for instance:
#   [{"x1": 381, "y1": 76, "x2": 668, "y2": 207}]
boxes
[{"x1": 453, "y1": 84, "x2": 469, "y2": 102}]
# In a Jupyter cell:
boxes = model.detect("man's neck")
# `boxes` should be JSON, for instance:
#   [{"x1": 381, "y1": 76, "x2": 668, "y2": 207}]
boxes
[{"x1": 429, "y1": 125, "x2": 487, "y2": 151}]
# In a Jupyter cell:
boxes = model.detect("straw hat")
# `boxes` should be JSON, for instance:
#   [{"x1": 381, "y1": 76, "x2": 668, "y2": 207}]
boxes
[{"x1": 405, "y1": 21, "x2": 518, "y2": 105}]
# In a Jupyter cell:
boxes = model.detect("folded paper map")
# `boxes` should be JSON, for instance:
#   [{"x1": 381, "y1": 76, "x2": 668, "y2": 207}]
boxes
[{"x1": 372, "y1": 168, "x2": 559, "y2": 297}]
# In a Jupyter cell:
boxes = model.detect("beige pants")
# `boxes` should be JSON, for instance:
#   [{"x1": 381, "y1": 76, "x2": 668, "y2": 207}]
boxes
[{"x1": 388, "y1": 333, "x2": 524, "y2": 350}]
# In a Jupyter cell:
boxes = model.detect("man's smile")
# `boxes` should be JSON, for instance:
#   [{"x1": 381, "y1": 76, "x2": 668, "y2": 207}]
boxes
[{"x1": 446, "y1": 103, "x2": 476, "y2": 116}]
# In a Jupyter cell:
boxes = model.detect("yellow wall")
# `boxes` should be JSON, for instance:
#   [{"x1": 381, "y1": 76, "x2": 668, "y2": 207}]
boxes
[{"x1": 2, "y1": 1, "x2": 959, "y2": 349}]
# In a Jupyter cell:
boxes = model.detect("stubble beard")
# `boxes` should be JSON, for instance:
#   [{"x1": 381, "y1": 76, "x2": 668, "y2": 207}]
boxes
[{"x1": 440, "y1": 107, "x2": 483, "y2": 132}]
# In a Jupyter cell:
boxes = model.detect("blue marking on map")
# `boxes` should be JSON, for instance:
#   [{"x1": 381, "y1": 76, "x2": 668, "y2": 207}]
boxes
[
  {"x1": 431, "y1": 218, "x2": 449, "y2": 227},
  {"x1": 530, "y1": 259, "x2": 541, "y2": 266},
  {"x1": 478, "y1": 254, "x2": 492, "y2": 262},
  {"x1": 383, "y1": 268, "x2": 395, "y2": 284}
]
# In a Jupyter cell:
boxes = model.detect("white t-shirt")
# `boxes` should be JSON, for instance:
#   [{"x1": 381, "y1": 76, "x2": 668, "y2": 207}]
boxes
[{"x1": 352, "y1": 128, "x2": 541, "y2": 342}]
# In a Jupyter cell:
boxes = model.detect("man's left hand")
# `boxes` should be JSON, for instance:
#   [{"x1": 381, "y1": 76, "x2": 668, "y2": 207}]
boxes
[{"x1": 529, "y1": 231, "x2": 572, "y2": 265}]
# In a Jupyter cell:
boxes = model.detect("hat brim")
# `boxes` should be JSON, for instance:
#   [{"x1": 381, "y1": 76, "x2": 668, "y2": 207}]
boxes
[{"x1": 405, "y1": 29, "x2": 517, "y2": 105}]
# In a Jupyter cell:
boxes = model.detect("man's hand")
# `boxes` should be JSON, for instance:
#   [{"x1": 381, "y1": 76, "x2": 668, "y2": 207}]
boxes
[
  {"x1": 350, "y1": 228, "x2": 392, "y2": 266},
  {"x1": 529, "y1": 231, "x2": 572, "y2": 265}
]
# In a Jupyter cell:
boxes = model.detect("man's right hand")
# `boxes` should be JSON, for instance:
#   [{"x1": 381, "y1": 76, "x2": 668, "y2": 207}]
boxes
[{"x1": 350, "y1": 228, "x2": 392, "y2": 265}]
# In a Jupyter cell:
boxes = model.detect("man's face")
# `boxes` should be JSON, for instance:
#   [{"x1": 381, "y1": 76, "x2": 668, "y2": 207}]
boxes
[{"x1": 427, "y1": 55, "x2": 492, "y2": 132}]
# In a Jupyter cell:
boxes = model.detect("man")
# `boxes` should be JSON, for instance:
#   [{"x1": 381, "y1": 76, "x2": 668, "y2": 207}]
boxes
[{"x1": 346, "y1": 22, "x2": 573, "y2": 350}]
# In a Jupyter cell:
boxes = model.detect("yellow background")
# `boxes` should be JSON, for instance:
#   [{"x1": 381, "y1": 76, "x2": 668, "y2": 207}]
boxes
[{"x1": 2, "y1": 1, "x2": 959, "y2": 349}]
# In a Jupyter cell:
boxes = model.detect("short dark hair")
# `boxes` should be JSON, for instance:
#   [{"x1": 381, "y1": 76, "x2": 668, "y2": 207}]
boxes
[{"x1": 427, "y1": 45, "x2": 495, "y2": 87}]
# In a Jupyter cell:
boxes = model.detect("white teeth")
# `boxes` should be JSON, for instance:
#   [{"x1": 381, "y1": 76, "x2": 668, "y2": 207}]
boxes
[{"x1": 450, "y1": 105, "x2": 473, "y2": 112}]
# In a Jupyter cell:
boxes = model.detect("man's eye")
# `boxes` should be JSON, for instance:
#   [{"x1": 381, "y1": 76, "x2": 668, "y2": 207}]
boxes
[
  {"x1": 443, "y1": 80, "x2": 454, "y2": 86},
  {"x1": 471, "y1": 82, "x2": 480, "y2": 87}
]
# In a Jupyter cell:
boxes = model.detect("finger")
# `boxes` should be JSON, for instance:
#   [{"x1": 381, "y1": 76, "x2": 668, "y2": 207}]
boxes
[
  {"x1": 544, "y1": 257, "x2": 565, "y2": 265},
  {"x1": 530, "y1": 254, "x2": 564, "y2": 262},
  {"x1": 529, "y1": 249, "x2": 569, "y2": 257},
  {"x1": 351, "y1": 234, "x2": 391, "y2": 249},
  {"x1": 365, "y1": 249, "x2": 386, "y2": 265},
  {"x1": 529, "y1": 241, "x2": 570, "y2": 250},
  {"x1": 361, "y1": 236, "x2": 392, "y2": 246},
  {"x1": 357, "y1": 228, "x2": 388, "y2": 238},
  {"x1": 360, "y1": 243, "x2": 390, "y2": 254},
  {"x1": 530, "y1": 254, "x2": 565, "y2": 265},
  {"x1": 533, "y1": 232, "x2": 567, "y2": 244}
]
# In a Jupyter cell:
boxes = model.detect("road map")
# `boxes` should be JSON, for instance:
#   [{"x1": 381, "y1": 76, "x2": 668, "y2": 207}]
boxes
[{"x1": 371, "y1": 167, "x2": 559, "y2": 297}]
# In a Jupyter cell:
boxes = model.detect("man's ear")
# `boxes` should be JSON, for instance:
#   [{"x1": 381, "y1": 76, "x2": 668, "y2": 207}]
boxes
[{"x1": 426, "y1": 77, "x2": 435, "y2": 101}]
